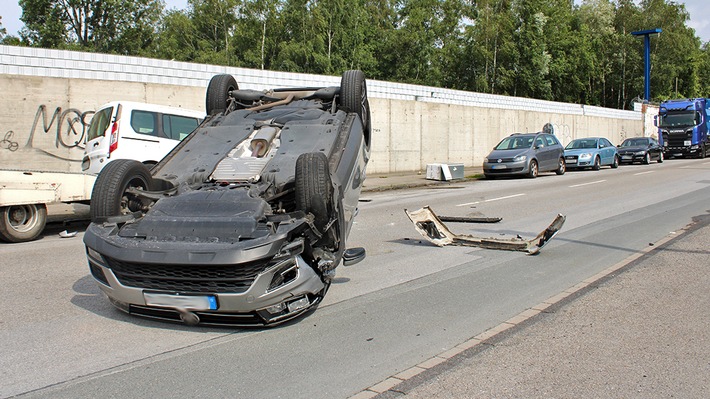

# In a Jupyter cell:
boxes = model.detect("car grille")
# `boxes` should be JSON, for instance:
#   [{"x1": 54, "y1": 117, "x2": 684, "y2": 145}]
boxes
[
  {"x1": 129, "y1": 305, "x2": 265, "y2": 326},
  {"x1": 565, "y1": 155, "x2": 578, "y2": 161},
  {"x1": 104, "y1": 256, "x2": 272, "y2": 293},
  {"x1": 488, "y1": 167, "x2": 524, "y2": 173}
]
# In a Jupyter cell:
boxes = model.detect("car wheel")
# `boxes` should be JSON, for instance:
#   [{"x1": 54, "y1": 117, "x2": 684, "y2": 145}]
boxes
[
  {"x1": 643, "y1": 153, "x2": 651, "y2": 164},
  {"x1": 0, "y1": 204, "x2": 47, "y2": 243},
  {"x1": 206, "y1": 74, "x2": 239, "y2": 115},
  {"x1": 611, "y1": 155, "x2": 619, "y2": 168},
  {"x1": 592, "y1": 156, "x2": 601, "y2": 170},
  {"x1": 296, "y1": 152, "x2": 334, "y2": 234},
  {"x1": 527, "y1": 160, "x2": 539, "y2": 178},
  {"x1": 699, "y1": 146, "x2": 706, "y2": 159},
  {"x1": 90, "y1": 159, "x2": 154, "y2": 222},
  {"x1": 555, "y1": 158, "x2": 566, "y2": 175},
  {"x1": 340, "y1": 70, "x2": 371, "y2": 139},
  {"x1": 657, "y1": 151, "x2": 664, "y2": 163},
  {"x1": 485, "y1": 174, "x2": 496, "y2": 180}
]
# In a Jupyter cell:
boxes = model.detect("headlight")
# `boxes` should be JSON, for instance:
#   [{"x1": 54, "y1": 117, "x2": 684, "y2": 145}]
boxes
[
  {"x1": 635, "y1": 151, "x2": 645, "y2": 156},
  {"x1": 513, "y1": 155, "x2": 527, "y2": 162},
  {"x1": 578, "y1": 153, "x2": 592, "y2": 159},
  {"x1": 483, "y1": 157, "x2": 489, "y2": 163}
]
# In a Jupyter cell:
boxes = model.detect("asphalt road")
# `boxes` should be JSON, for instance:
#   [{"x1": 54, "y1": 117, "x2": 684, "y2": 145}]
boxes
[{"x1": 1, "y1": 158, "x2": 709, "y2": 398}]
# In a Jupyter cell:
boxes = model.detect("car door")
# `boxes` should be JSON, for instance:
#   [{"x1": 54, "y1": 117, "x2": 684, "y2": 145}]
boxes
[{"x1": 598, "y1": 138, "x2": 612, "y2": 164}]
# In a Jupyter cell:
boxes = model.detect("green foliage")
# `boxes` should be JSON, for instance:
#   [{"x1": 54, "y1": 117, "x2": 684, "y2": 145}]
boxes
[{"x1": 12, "y1": 0, "x2": 710, "y2": 109}]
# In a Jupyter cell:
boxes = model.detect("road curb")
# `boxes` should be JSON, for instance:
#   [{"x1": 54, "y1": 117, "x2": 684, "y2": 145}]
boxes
[{"x1": 348, "y1": 219, "x2": 696, "y2": 399}]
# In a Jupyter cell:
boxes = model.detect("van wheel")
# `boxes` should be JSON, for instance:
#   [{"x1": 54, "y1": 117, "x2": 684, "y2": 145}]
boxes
[
  {"x1": 340, "y1": 70, "x2": 370, "y2": 143},
  {"x1": 0, "y1": 204, "x2": 47, "y2": 243},
  {"x1": 296, "y1": 152, "x2": 334, "y2": 235},
  {"x1": 90, "y1": 160, "x2": 154, "y2": 222},
  {"x1": 206, "y1": 74, "x2": 239, "y2": 115}
]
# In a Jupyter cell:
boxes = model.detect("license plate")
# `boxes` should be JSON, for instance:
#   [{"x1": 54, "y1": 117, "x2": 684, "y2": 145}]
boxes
[
  {"x1": 566, "y1": 159, "x2": 577, "y2": 164},
  {"x1": 622, "y1": 155, "x2": 632, "y2": 160},
  {"x1": 144, "y1": 292, "x2": 218, "y2": 310},
  {"x1": 492, "y1": 164, "x2": 507, "y2": 169},
  {"x1": 684, "y1": 140, "x2": 691, "y2": 146}
]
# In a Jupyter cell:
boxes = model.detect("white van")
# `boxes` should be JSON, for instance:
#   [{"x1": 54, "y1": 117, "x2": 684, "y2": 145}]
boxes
[{"x1": 82, "y1": 101, "x2": 204, "y2": 175}]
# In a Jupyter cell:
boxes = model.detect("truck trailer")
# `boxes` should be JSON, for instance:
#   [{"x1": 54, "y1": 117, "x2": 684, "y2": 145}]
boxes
[
  {"x1": 656, "y1": 98, "x2": 710, "y2": 158},
  {"x1": 0, "y1": 170, "x2": 96, "y2": 242}
]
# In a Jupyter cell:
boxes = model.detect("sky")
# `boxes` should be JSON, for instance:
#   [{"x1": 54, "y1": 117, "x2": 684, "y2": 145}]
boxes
[{"x1": 2, "y1": 0, "x2": 710, "y2": 44}]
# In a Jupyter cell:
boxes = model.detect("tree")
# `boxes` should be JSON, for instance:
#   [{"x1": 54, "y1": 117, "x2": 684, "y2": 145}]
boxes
[{"x1": 18, "y1": 0, "x2": 163, "y2": 54}]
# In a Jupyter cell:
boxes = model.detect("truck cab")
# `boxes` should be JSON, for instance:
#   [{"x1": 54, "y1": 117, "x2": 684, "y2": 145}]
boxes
[{"x1": 656, "y1": 98, "x2": 710, "y2": 158}]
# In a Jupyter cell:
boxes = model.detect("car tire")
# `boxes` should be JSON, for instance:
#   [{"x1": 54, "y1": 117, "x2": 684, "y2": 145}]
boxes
[
  {"x1": 485, "y1": 174, "x2": 496, "y2": 180},
  {"x1": 592, "y1": 156, "x2": 601, "y2": 170},
  {"x1": 340, "y1": 70, "x2": 371, "y2": 138},
  {"x1": 295, "y1": 152, "x2": 334, "y2": 233},
  {"x1": 555, "y1": 158, "x2": 566, "y2": 175},
  {"x1": 0, "y1": 204, "x2": 47, "y2": 243},
  {"x1": 611, "y1": 155, "x2": 619, "y2": 168},
  {"x1": 527, "y1": 160, "x2": 539, "y2": 178},
  {"x1": 90, "y1": 159, "x2": 154, "y2": 222},
  {"x1": 657, "y1": 151, "x2": 664, "y2": 163},
  {"x1": 699, "y1": 146, "x2": 706, "y2": 159},
  {"x1": 206, "y1": 74, "x2": 239, "y2": 115},
  {"x1": 643, "y1": 153, "x2": 651, "y2": 164}
]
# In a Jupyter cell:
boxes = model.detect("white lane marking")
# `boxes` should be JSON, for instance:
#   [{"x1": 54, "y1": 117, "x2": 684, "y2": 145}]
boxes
[
  {"x1": 457, "y1": 193, "x2": 526, "y2": 207},
  {"x1": 569, "y1": 180, "x2": 606, "y2": 188},
  {"x1": 634, "y1": 171, "x2": 655, "y2": 176}
]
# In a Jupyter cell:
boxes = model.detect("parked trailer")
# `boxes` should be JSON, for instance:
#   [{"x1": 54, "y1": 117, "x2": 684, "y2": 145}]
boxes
[{"x1": 0, "y1": 170, "x2": 96, "y2": 242}]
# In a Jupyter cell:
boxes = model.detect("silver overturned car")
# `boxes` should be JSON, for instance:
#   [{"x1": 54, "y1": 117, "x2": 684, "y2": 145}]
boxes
[{"x1": 83, "y1": 70, "x2": 371, "y2": 327}]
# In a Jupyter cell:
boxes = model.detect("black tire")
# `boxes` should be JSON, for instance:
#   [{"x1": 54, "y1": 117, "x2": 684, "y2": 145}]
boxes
[
  {"x1": 592, "y1": 156, "x2": 601, "y2": 170},
  {"x1": 611, "y1": 155, "x2": 619, "y2": 168},
  {"x1": 555, "y1": 158, "x2": 566, "y2": 175},
  {"x1": 90, "y1": 159, "x2": 153, "y2": 222},
  {"x1": 643, "y1": 153, "x2": 651, "y2": 165},
  {"x1": 657, "y1": 151, "x2": 664, "y2": 163},
  {"x1": 0, "y1": 204, "x2": 47, "y2": 243},
  {"x1": 206, "y1": 74, "x2": 238, "y2": 115},
  {"x1": 527, "y1": 160, "x2": 539, "y2": 178},
  {"x1": 485, "y1": 174, "x2": 496, "y2": 180},
  {"x1": 295, "y1": 152, "x2": 334, "y2": 233},
  {"x1": 699, "y1": 146, "x2": 706, "y2": 159},
  {"x1": 340, "y1": 70, "x2": 370, "y2": 140}
]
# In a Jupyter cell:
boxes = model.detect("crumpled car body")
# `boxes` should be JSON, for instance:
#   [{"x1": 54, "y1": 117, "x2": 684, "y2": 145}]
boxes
[{"x1": 83, "y1": 70, "x2": 371, "y2": 327}]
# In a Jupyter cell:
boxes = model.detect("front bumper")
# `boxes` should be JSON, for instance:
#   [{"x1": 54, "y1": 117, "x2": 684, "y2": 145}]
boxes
[
  {"x1": 84, "y1": 222, "x2": 327, "y2": 327},
  {"x1": 618, "y1": 153, "x2": 646, "y2": 163},
  {"x1": 483, "y1": 160, "x2": 528, "y2": 175}
]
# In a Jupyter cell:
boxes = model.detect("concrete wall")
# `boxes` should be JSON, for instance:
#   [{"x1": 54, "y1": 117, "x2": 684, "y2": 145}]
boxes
[{"x1": 0, "y1": 45, "x2": 645, "y2": 175}]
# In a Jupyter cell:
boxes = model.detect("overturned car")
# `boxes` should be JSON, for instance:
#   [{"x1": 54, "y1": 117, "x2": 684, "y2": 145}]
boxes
[{"x1": 83, "y1": 70, "x2": 371, "y2": 326}]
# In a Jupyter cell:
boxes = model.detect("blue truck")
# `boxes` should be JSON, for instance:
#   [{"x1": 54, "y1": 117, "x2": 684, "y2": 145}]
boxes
[{"x1": 656, "y1": 98, "x2": 710, "y2": 159}]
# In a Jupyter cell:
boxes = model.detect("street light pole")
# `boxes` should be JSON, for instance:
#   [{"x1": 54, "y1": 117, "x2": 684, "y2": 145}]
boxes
[{"x1": 631, "y1": 28, "x2": 662, "y2": 101}]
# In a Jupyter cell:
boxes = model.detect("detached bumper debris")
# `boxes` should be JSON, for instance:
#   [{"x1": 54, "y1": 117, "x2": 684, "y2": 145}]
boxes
[{"x1": 405, "y1": 206, "x2": 566, "y2": 255}]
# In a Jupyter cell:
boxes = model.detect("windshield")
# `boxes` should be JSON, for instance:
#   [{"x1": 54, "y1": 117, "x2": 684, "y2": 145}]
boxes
[
  {"x1": 495, "y1": 135, "x2": 535, "y2": 150},
  {"x1": 620, "y1": 138, "x2": 649, "y2": 147},
  {"x1": 86, "y1": 107, "x2": 114, "y2": 142},
  {"x1": 565, "y1": 139, "x2": 598, "y2": 150},
  {"x1": 658, "y1": 111, "x2": 699, "y2": 128}
]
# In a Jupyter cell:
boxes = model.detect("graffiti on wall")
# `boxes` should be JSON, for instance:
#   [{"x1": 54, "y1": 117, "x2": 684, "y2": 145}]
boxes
[{"x1": 1, "y1": 105, "x2": 95, "y2": 161}]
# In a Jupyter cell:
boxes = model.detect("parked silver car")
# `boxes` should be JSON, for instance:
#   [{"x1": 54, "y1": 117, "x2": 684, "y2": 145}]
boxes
[{"x1": 483, "y1": 133, "x2": 566, "y2": 178}]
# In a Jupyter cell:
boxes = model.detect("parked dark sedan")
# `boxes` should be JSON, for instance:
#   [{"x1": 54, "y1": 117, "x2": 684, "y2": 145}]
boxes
[
  {"x1": 617, "y1": 137, "x2": 663, "y2": 164},
  {"x1": 83, "y1": 70, "x2": 371, "y2": 327}
]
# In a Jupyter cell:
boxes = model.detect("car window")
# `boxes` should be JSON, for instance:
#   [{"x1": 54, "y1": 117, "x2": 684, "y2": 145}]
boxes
[
  {"x1": 601, "y1": 138, "x2": 612, "y2": 147},
  {"x1": 545, "y1": 135, "x2": 558, "y2": 146},
  {"x1": 495, "y1": 136, "x2": 535, "y2": 150},
  {"x1": 131, "y1": 110, "x2": 157, "y2": 136},
  {"x1": 86, "y1": 107, "x2": 113, "y2": 142},
  {"x1": 534, "y1": 137, "x2": 545, "y2": 148},
  {"x1": 163, "y1": 114, "x2": 200, "y2": 141}
]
